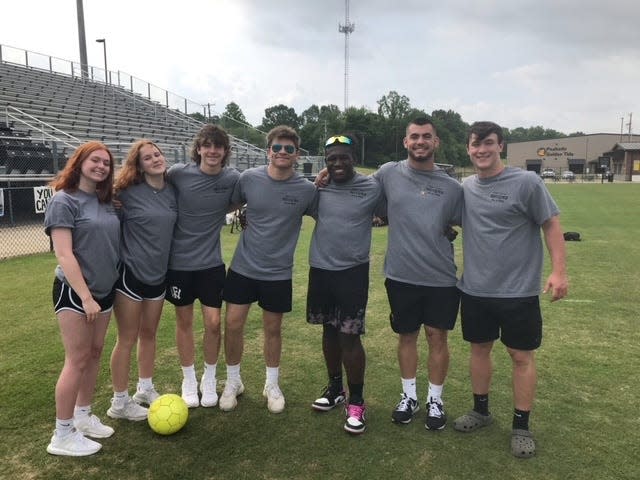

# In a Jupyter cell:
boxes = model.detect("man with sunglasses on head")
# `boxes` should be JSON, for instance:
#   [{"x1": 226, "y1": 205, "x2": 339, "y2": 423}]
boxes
[
  {"x1": 220, "y1": 125, "x2": 317, "y2": 414},
  {"x1": 374, "y1": 117, "x2": 463, "y2": 431},
  {"x1": 307, "y1": 134, "x2": 383, "y2": 434}
]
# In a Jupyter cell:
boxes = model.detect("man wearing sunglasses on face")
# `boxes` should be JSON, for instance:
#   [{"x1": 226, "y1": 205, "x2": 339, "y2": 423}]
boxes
[
  {"x1": 220, "y1": 125, "x2": 317, "y2": 414},
  {"x1": 306, "y1": 134, "x2": 384, "y2": 434}
]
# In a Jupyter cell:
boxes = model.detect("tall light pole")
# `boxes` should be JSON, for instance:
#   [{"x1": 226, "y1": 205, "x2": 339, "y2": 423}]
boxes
[
  {"x1": 95, "y1": 38, "x2": 108, "y2": 84},
  {"x1": 339, "y1": 0, "x2": 355, "y2": 111}
]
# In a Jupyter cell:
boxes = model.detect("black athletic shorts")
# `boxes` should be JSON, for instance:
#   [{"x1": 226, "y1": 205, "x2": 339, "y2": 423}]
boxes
[
  {"x1": 52, "y1": 277, "x2": 115, "y2": 315},
  {"x1": 385, "y1": 278, "x2": 459, "y2": 334},
  {"x1": 223, "y1": 268, "x2": 292, "y2": 313},
  {"x1": 306, "y1": 263, "x2": 369, "y2": 335},
  {"x1": 115, "y1": 263, "x2": 166, "y2": 302},
  {"x1": 165, "y1": 265, "x2": 226, "y2": 308},
  {"x1": 460, "y1": 292, "x2": 542, "y2": 351}
]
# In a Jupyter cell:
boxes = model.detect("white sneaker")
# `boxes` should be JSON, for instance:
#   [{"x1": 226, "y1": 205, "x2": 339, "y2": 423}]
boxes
[
  {"x1": 133, "y1": 384, "x2": 160, "y2": 406},
  {"x1": 46, "y1": 428, "x2": 102, "y2": 456},
  {"x1": 200, "y1": 376, "x2": 218, "y2": 408},
  {"x1": 263, "y1": 383, "x2": 285, "y2": 414},
  {"x1": 74, "y1": 414, "x2": 114, "y2": 438},
  {"x1": 181, "y1": 378, "x2": 200, "y2": 408},
  {"x1": 219, "y1": 378, "x2": 245, "y2": 411},
  {"x1": 107, "y1": 397, "x2": 149, "y2": 421}
]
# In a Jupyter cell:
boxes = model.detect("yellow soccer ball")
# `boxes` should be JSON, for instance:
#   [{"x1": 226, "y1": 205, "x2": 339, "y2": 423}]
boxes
[{"x1": 147, "y1": 394, "x2": 188, "y2": 435}]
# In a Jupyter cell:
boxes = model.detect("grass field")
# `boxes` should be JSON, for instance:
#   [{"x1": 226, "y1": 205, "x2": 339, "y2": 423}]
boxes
[{"x1": 1, "y1": 183, "x2": 638, "y2": 479}]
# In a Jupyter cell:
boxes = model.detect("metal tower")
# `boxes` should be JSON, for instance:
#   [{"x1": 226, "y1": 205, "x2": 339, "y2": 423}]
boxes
[{"x1": 339, "y1": 0, "x2": 355, "y2": 111}]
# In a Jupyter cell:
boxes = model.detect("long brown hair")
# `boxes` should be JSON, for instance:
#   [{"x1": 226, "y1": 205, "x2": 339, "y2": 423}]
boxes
[
  {"x1": 114, "y1": 139, "x2": 165, "y2": 194},
  {"x1": 49, "y1": 141, "x2": 115, "y2": 203}
]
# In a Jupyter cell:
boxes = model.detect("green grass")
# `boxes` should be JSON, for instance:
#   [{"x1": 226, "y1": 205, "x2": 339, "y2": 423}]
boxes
[{"x1": 1, "y1": 183, "x2": 639, "y2": 479}]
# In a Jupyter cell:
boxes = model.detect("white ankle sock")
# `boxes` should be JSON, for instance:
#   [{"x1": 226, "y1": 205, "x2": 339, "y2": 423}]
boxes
[
  {"x1": 138, "y1": 377, "x2": 153, "y2": 390},
  {"x1": 55, "y1": 418, "x2": 74, "y2": 436},
  {"x1": 266, "y1": 366, "x2": 279, "y2": 385},
  {"x1": 226, "y1": 363, "x2": 241, "y2": 380},
  {"x1": 401, "y1": 378, "x2": 417, "y2": 400},
  {"x1": 203, "y1": 362, "x2": 217, "y2": 381},
  {"x1": 181, "y1": 364, "x2": 197, "y2": 382},
  {"x1": 73, "y1": 405, "x2": 91, "y2": 419},
  {"x1": 113, "y1": 390, "x2": 128, "y2": 407},
  {"x1": 428, "y1": 382, "x2": 443, "y2": 402}
]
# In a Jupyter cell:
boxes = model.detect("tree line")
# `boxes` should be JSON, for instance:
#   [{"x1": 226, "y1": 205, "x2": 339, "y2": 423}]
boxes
[{"x1": 191, "y1": 91, "x2": 583, "y2": 167}]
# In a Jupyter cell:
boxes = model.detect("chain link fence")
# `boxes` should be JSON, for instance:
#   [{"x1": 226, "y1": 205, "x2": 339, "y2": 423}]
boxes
[{"x1": 0, "y1": 180, "x2": 53, "y2": 259}]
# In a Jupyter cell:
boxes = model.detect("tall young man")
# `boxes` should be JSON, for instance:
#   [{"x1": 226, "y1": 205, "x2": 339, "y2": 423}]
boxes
[
  {"x1": 453, "y1": 121, "x2": 568, "y2": 458},
  {"x1": 165, "y1": 124, "x2": 240, "y2": 408},
  {"x1": 220, "y1": 125, "x2": 317, "y2": 414},
  {"x1": 374, "y1": 117, "x2": 463, "y2": 430},
  {"x1": 307, "y1": 134, "x2": 383, "y2": 434}
]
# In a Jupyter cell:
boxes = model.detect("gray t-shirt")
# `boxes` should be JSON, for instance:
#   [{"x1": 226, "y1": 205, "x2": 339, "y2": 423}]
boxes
[
  {"x1": 44, "y1": 189, "x2": 120, "y2": 299},
  {"x1": 230, "y1": 165, "x2": 317, "y2": 280},
  {"x1": 373, "y1": 160, "x2": 463, "y2": 287},
  {"x1": 118, "y1": 182, "x2": 178, "y2": 285},
  {"x1": 458, "y1": 167, "x2": 560, "y2": 298},
  {"x1": 167, "y1": 163, "x2": 240, "y2": 270},
  {"x1": 309, "y1": 173, "x2": 383, "y2": 270}
]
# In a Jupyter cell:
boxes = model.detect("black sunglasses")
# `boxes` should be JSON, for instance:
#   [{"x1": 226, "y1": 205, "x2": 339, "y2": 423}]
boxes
[{"x1": 271, "y1": 144, "x2": 296, "y2": 154}]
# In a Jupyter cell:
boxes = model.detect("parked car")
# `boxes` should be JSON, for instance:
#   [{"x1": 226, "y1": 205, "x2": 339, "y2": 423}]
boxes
[
  {"x1": 541, "y1": 169, "x2": 556, "y2": 179},
  {"x1": 561, "y1": 170, "x2": 576, "y2": 181}
]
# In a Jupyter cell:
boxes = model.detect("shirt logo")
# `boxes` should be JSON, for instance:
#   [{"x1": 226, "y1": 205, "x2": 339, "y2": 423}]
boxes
[
  {"x1": 490, "y1": 192, "x2": 509, "y2": 203},
  {"x1": 282, "y1": 194, "x2": 299, "y2": 206}
]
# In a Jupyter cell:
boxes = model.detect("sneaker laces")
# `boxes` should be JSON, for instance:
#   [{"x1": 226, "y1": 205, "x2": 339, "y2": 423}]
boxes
[
  {"x1": 397, "y1": 394, "x2": 414, "y2": 411},
  {"x1": 224, "y1": 378, "x2": 242, "y2": 394},
  {"x1": 265, "y1": 383, "x2": 283, "y2": 399},
  {"x1": 347, "y1": 404, "x2": 365, "y2": 419},
  {"x1": 428, "y1": 398, "x2": 444, "y2": 417}
]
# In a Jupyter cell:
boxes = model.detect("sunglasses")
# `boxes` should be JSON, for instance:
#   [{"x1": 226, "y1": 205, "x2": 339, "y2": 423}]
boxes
[
  {"x1": 271, "y1": 144, "x2": 296, "y2": 154},
  {"x1": 325, "y1": 135, "x2": 353, "y2": 147}
]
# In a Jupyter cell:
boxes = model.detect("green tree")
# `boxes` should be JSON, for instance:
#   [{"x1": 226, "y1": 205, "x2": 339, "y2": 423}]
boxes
[
  {"x1": 299, "y1": 104, "x2": 344, "y2": 155},
  {"x1": 260, "y1": 104, "x2": 300, "y2": 131},
  {"x1": 431, "y1": 109, "x2": 470, "y2": 166},
  {"x1": 377, "y1": 90, "x2": 412, "y2": 120},
  {"x1": 222, "y1": 102, "x2": 247, "y2": 124}
]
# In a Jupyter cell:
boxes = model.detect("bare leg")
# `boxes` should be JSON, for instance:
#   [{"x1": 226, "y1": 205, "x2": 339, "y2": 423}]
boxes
[
  {"x1": 175, "y1": 305, "x2": 195, "y2": 367},
  {"x1": 425, "y1": 326, "x2": 449, "y2": 385},
  {"x1": 201, "y1": 305, "x2": 222, "y2": 366},
  {"x1": 224, "y1": 303, "x2": 251, "y2": 366},
  {"x1": 136, "y1": 299, "x2": 164, "y2": 379},
  {"x1": 111, "y1": 294, "x2": 141, "y2": 392},
  {"x1": 263, "y1": 310, "x2": 284, "y2": 368}
]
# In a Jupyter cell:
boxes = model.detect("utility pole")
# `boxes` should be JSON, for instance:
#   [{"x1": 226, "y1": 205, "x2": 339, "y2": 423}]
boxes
[
  {"x1": 339, "y1": 0, "x2": 355, "y2": 111},
  {"x1": 627, "y1": 113, "x2": 633, "y2": 142}
]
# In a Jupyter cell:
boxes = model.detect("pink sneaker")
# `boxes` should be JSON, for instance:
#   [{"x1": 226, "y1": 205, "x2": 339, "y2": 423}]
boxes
[{"x1": 344, "y1": 403, "x2": 366, "y2": 434}]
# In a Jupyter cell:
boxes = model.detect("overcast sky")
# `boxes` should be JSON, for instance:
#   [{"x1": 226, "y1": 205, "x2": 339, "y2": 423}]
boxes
[{"x1": 3, "y1": 0, "x2": 639, "y2": 134}]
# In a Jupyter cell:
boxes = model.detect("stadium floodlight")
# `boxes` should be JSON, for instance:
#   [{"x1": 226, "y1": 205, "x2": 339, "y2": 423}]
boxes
[{"x1": 95, "y1": 38, "x2": 108, "y2": 84}]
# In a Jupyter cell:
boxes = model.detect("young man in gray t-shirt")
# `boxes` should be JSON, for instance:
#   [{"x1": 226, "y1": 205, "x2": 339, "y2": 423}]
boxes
[
  {"x1": 453, "y1": 121, "x2": 568, "y2": 459},
  {"x1": 307, "y1": 134, "x2": 383, "y2": 435},
  {"x1": 375, "y1": 118, "x2": 463, "y2": 431},
  {"x1": 220, "y1": 126, "x2": 316, "y2": 414},
  {"x1": 165, "y1": 124, "x2": 240, "y2": 409}
]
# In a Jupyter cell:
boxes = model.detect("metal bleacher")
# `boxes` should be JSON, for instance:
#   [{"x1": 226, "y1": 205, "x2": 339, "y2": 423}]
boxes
[{"x1": 0, "y1": 44, "x2": 269, "y2": 177}]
